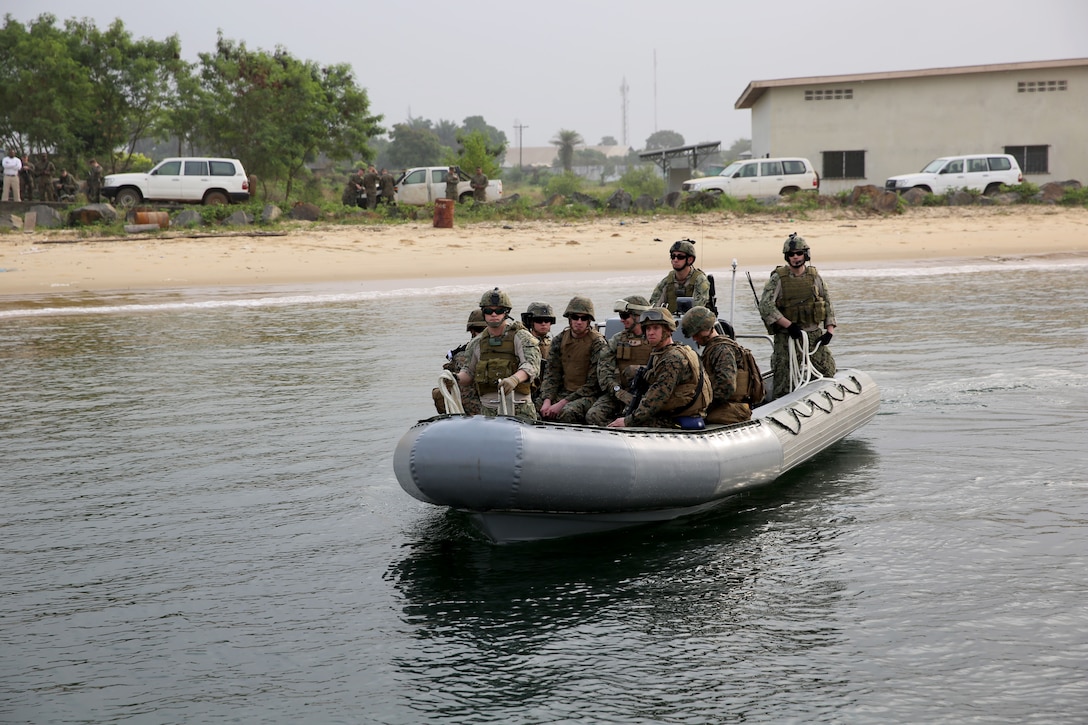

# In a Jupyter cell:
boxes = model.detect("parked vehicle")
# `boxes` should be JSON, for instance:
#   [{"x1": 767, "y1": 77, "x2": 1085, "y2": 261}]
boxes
[
  {"x1": 681, "y1": 157, "x2": 819, "y2": 197},
  {"x1": 884, "y1": 154, "x2": 1022, "y2": 196},
  {"x1": 394, "y1": 167, "x2": 503, "y2": 205},
  {"x1": 102, "y1": 157, "x2": 250, "y2": 208}
]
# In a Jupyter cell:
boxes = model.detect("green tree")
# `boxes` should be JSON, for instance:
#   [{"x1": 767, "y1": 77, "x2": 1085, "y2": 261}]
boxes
[
  {"x1": 600, "y1": 135, "x2": 618, "y2": 146},
  {"x1": 186, "y1": 34, "x2": 383, "y2": 199},
  {"x1": 725, "y1": 137, "x2": 752, "y2": 161},
  {"x1": 645, "y1": 129, "x2": 684, "y2": 150},
  {"x1": 461, "y1": 115, "x2": 507, "y2": 164},
  {"x1": 385, "y1": 123, "x2": 445, "y2": 168},
  {"x1": 445, "y1": 130, "x2": 499, "y2": 178},
  {"x1": 550, "y1": 129, "x2": 584, "y2": 173},
  {"x1": 619, "y1": 165, "x2": 664, "y2": 198}
]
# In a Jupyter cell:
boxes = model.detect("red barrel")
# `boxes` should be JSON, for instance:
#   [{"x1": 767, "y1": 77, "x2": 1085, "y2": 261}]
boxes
[
  {"x1": 433, "y1": 198, "x2": 454, "y2": 228},
  {"x1": 134, "y1": 211, "x2": 170, "y2": 228}
]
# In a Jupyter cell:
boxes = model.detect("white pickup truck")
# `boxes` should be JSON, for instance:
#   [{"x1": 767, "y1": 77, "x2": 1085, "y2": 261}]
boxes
[{"x1": 393, "y1": 166, "x2": 502, "y2": 205}]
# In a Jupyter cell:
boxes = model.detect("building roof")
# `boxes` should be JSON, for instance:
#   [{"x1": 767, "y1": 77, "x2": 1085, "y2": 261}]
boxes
[
  {"x1": 735, "y1": 57, "x2": 1088, "y2": 109},
  {"x1": 502, "y1": 144, "x2": 630, "y2": 168}
]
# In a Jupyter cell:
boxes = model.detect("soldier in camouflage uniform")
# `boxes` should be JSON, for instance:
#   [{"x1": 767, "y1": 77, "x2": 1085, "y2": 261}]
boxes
[
  {"x1": 539, "y1": 296, "x2": 609, "y2": 424},
  {"x1": 520, "y1": 301, "x2": 555, "y2": 407},
  {"x1": 19, "y1": 155, "x2": 34, "y2": 201},
  {"x1": 585, "y1": 295, "x2": 652, "y2": 426},
  {"x1": 470, "y1": 167, "x2": 488, "y2": 203},
  {"x1": 36, "y1": 153, "x2": 56, "y2": 202},
  {"x1": 759, "y1": 233, "x2": 837, "y2": 399},
  {"x1": 607, "y1": 307, "x2": 711, "y2": 429},
  {"x1": 342, "y1": 168, "x2": 364, "y2": 206},
  {"x1": 53, "y1": 169, "x2": 78, "y2": 202},
  {"x1": 432, "y1": 309, "x2": 487, "y2": 415},
  {"x1": 649, "y1": 239, "x2": 711, "y2": 312},
  {"x1": 681, "y1": 306, "x2": 756, "y2": 425},
  {"x1": 86, "y1": 159, "x2": 104, "y2": 203},
  {"x1": 457, "y1": 288, "x2": 541, "y2": 421},
  {"x1": 444, "y1": 166, "x2": 460, "y2": 201},
  {"x1": 379, "y1": 168, "x2": 396, "y2": 206},
  {"x1": 362, "y1": 165, "x2": 379, "y2": 209}
]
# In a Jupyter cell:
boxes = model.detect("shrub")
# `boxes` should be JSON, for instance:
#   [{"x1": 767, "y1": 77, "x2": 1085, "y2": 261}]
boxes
[
  {"x1": 1003, "y1": 181, "x2": 1040, "y2": 202},
  {"x1": 543, "y1": 171, "x2": 584, "y2": 197},
  {"x1": 1059, "y1": 185, "x2": 1088, "y2": 207},
  {"x1": 618, "y1": 165, "x2": 664, "y2": 199}
]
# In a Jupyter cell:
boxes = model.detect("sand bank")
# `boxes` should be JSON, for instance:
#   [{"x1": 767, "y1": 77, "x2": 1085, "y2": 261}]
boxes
[{"x1": 2, "y1": 206, "x2": 1086, "y2": 297}]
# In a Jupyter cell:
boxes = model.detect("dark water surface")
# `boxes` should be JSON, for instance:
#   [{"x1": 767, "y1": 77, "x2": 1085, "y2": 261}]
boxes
[{"x1": 2, "y1": 259, "x2": 1087, "y2": 723}]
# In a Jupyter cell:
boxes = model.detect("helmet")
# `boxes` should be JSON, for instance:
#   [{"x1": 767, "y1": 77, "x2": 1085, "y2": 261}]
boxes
[
  {"x1": 639, "y1": 306, "x2": 677, "y2": 332},
  {"x1": 466, "y1": 308, "x2": 486, "y2": 331},
  {"x1": 782, "y1": 232, "x2": 811, "y2": 261},
  {"x1": 563, "y1": 295, "x2": 595, "y2": 320},
  {"x1": 479, "y1": 287, "x2": 512, "y2": 309},
  {"x1": 613, "y1": 295, "x2": 650, "y2": 314},
  {"x1": 680, "y1": 306, "x2": 717, "y2": 338},
  {"x1": 669, "y1": 239, "x2": 696, "y2": 258},
  {"x1": 524, "y1": 301, "x2": 556, "y2": 323}
]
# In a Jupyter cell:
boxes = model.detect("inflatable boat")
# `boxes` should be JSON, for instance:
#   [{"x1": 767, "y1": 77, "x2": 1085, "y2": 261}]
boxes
[{"x1": 394, "y1": 368, "x2": 880, "y2": 543}]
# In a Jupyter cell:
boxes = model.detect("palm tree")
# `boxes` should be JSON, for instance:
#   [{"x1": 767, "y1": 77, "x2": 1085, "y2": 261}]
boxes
[{"x1": 550, "y1": 129, "x2": 584, "y2": 173}]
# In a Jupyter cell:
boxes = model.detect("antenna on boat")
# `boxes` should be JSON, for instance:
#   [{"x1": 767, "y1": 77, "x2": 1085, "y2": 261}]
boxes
[{"x1": 729, "y1": 258, "x2": 738, "y2": 329}]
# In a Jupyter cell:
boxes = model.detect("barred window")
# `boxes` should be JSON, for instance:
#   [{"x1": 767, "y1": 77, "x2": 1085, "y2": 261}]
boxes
[
  {"x1": 1004, "y1": 145, "x2": 1050, "y2": 174},
  {"x1": 804, "y1": 88, "x2": 853, "y2": 101},
  {"x1": 822, "y1": 150, "x2": 865, "y2": 180},
  {"x1": 1017, "y1": 80, "x2": 1067, "y2": 93}
]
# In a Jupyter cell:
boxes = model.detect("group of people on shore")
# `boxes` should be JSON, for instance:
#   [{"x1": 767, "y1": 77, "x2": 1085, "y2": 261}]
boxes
[
  {"x1": 431, "y1": 233, "x2": 838, "y2": 429},
  {"x1": 342, "y1": 165, "x2": 396, "y2": 209},
  {"x1": 1, "y1": 149, "x2": 102, "y2": 204}
]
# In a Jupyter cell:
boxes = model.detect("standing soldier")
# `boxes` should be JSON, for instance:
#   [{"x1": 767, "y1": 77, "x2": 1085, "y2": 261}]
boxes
[
  {"x1": 379, "y1": 168, "x2": 396, "y2": 206},
  {"x1": 758, "y1": 233, "x2": 837, "y2": 399},
  {"x1": 36, "y1": 153, "x2": 56, "y2": 202},
  {"x1": 456, "y1": 288, "x2": 541, "y2": 422},
  {"x1": 470, "y1": 166, "x2": 488, "y2": 203},
  {"x1": 681, "y1": 306, "x2": 762, "y2": 424},
  {"x1": 432, "y1": 309, "x2": 487, "y2": 415},
  {"x1": 361, "y1": 165, "x2": 379, "y2": 209},
  {"x1": 539, "y1": 296, "x2": 609, "y2": 424},
  {"x1": 649, "y1": 239, "x2": 712, "y2": 313},
  {"x1": 607, "y1": 307, "x2": 711, "y2": 429},
  {"x1": 586, "y1": 295, "x2": 653, "y2": 426},
  {"x1": 444, "y1": 166, "x2": 460, "y2": 202},
  {"x1": 19, "y1": 155, "x2": 35, "y2": 201},
  {"x1": 86, "y1": 159, "x2": 104, "y2": 203}
]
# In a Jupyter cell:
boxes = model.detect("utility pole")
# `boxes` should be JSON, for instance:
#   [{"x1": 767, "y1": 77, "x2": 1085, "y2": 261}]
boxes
[
  {"x1": 620, "y1": 77, "x2": 629, "y2": 149},
  {"x1": 514, "y1": 119, "x2": 529, "y2": 171}
]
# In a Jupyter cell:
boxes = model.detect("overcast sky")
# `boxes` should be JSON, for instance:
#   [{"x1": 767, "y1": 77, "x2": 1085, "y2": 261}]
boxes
[{"x1": 8, "y1": 0, "x2": 1088, "y2": 151}]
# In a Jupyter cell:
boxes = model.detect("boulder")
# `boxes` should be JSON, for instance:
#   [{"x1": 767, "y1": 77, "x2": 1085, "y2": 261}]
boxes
[
  {"x1": 221, "y1": 210, "x2": 254, "y2": 226},
  {"x1": 261, "y1": 203, "x2": 282, "y2": 223},
  {"x1": 948, "y1": 190, "x2": 976, "y2": 206},
  {"x1": 570, "y1": 191, "x2": 601, "y2": 208},
  {"x1": 173, "y1": 209, "x2": 203, "y2": 227},
  {"x1": 900, "y1": 187, "x2": 928, "y2": 206},
  {"x1": 67, "y1": 203, "x2": 119, "y2": 226},
  {"x1": 1037, "y1": 181, "x2": 1078, "y2": 203},
  {"x1": 288, "y1": 202, "x2": 321, "y2": 221},
  {"x1": 605, "y1": 188, "x2": 632, "y2": 211},
  {"x1": 871, "y1": 190, "x2": 900, "y2": 212},
  {"x1": 495, "y1": 192, "x2": 521, "y2": 206},
  {"x1": 664, "y1": 191, "x2": 682, "y2": 208},
  {"x1": 680, "y1": 191, "x2": 719, "y2": 211},
  {"x1": 28, "y1": 204, "x2": 64, "y2": 229},
  {"x1": 542, "y1": 193, "x2": 566, "y2": 207},
  {"x1": 633, "y1": 193, "x2": 657, "y2": 211},
  {"x1": 989, "y1": 192, "x2": 1019, "y2": 205},
  {"x1": 848, "y1": 185, "x2": 884, "y2": 206},
  {"x1": 0, "y1": 213, "x2": 21, "y2": 231}
]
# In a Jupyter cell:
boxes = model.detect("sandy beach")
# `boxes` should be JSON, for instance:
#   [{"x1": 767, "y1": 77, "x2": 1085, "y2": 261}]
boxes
[{"x1": 2, "y1": 205, "x2": 1087, "y2": 296}]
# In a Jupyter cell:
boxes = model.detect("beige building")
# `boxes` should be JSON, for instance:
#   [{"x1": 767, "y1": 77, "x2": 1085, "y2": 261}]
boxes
[{"x1": 735, "y1": 58, "x2": 1088, "y2": 195}]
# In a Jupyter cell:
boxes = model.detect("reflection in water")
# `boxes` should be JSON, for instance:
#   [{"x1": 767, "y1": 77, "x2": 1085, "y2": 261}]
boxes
[{"x1": 386, "y1": 441, "x2": 880, "y2": 720}]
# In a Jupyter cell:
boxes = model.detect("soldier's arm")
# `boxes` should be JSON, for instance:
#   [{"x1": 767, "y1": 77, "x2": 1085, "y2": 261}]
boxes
[
  {"x1": 513, "y1": 331, "x2": 541, "y2": 380},
  {"x1": 627, "y1": 354, "x2": 682, "y2": 426},
  {"x1": 758, "y1": 274, "x2": 784, "y2": 327},
  {"x1": 707, "y1": 344, "x2": 737, "y2": 401},
  {"x1": 649, "y1": 277, "x2": 667, "y2": 307},
  {"x1": 816, "y1": 274, "x2": 837, "y2": 329},
  {"x1": 538, "y1": 334, "x2": 564, "y2": 401}
]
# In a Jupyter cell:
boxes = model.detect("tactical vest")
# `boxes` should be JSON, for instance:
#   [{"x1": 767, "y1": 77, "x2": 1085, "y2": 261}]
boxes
[
  {"x1": 474, "y1": 329, "x2": 531, "y2": 395},
  {"x1": 775, "y1": 265, "x2": 826, "y2": 329},
  {"x1": 558, "y1": 328, "x2": 602, "y2": 393},
  {"x1": 649, "y1": 344, "x2": 711, "y2": 417},
  {"x1": 702, "y1": 336, "x2": 765, "y2": 422},
  {"x1": 664, "y1": 268, "x2": 705, "y2": 312},
  {"x1": 614, "y1": 333, "x2": 652, "y2": 387}
]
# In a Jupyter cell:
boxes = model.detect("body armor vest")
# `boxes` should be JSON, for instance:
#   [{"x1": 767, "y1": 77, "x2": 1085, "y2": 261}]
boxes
[
  {"x1": 558, "y1": 328, "x2": 602, "y2": 393},
  {"x1": 775, "y1": 265, "x2": 826, "y2": 329},
  {"x1": 649, "y1": 344, "x2": 711, "y2": 417},
  {"x1": 614, "y1": 333, "x2": 652, "y2": 387},
  {"x1": 475, "y1": 329, "x2": 531, "y2": 395}
]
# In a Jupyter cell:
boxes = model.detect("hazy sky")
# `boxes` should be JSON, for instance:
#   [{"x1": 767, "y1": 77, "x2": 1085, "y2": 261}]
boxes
[{"x1": 8, "y1": 0, "x2": 1088, "y2": 151}]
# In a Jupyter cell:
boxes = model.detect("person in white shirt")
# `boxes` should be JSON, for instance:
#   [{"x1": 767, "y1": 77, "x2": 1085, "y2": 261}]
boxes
[{"x1": 2, "y1": 149, "x2": 22, "y2": 202}]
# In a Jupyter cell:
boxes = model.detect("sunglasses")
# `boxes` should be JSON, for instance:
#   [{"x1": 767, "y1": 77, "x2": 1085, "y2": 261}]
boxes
[
  {"x1": 532, "y1": 317, "x2": 555, "y2": 324},
  {"x1": 568, "y1": 314, "x2": 592, "y2": 322},
  {"x1": 670, "y1": 253, "x2": 689, "y2": 260},
  {"x1": 481, "y1": 307, "x2": 509, "y2": 315},
  {"x1": 787, "y1": 251, "x2": 806, "y2": 257}
]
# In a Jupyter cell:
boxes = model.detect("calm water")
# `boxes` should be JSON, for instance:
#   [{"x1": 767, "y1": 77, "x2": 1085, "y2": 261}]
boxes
[{"x1": 2, "y1": 257, "x2": 1087, "y2": 723}]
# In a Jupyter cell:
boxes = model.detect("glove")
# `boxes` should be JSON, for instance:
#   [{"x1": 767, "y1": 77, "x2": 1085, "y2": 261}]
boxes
[
  {"x1": 818, "y1": 331, "x2": 833, "y2": 346},
  {"x1": 499, "y1": 375, "x2": 520, "y2": 394},
  {"x1": 787, "y1": 322, "x2": 804, "y2": 340}
]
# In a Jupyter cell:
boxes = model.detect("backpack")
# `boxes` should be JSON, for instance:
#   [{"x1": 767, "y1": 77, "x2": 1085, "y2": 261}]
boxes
[{"x1": 734, "y1": 342, "x2": 766, "y2": 406}]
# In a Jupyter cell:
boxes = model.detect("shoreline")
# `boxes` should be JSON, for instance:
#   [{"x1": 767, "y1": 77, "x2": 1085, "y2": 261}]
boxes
[{"x1": 2, "y1": 206, "x2": 1086, "y2": 299}]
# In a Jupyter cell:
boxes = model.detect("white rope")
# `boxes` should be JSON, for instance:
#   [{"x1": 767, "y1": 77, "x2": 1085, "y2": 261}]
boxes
[
  {"x1": 495, "y1": 378, "x2": 516, "y2": 416},
  {"x1": 438, "y1": 371, "x2": 465, "y2": 415},
  {"x1": 786, "y1": 332, "x2": 827, "y2": 393}
]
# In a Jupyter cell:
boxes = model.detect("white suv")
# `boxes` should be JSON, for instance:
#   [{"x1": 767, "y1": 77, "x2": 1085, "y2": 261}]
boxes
[
  {"x1": 681, "y1": 157, "x2": 819, "y2": 197},
  {"x1": 884, "y1": 154, "x2": 1022, "y2": 196},
  {"x1": 103, "y1": 157, "x2": 251, "y2": 208}
]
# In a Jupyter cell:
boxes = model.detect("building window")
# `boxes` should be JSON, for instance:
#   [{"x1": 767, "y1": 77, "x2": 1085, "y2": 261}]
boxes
[
  {"x1": 1004, "y1": 145, "x2": 1050, "y2": 174},
  {"x1": 822, "y1": 150, "x2": 866, "y2": 179},
  {"x1": 804, "y1": 88, "x2": 853, "y2": 101},
  {"x1": 1017, "y1": 80, "x2": 1067, "y2": 93}
]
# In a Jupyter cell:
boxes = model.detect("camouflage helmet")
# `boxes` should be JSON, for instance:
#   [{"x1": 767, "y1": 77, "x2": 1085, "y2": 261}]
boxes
[
  {"x1": 525, "y1": 301, "x2": 556, "y2": 323},
  {"x1": 563, "y1": 295, "x2": 596, "y2": 320},
  {"x1": 680, "y1": 306, "x2": 717, "y2": 338},
  {"x1": 639, "y1": 306, "x2": 677, "y2": 332},
  {"x1": 613, "y1": 294, "x2": 650, "y2": 314},
  {"x1": 479, "y1": 287, "x2": 512, "y2": 309},
  {"x1": 782, "y1": 232, "x2": 811, "y2": 260},
  {"x1": 466, "y1": 308, "x2": 486, "y2": 331},
  {"x1": 670, "y1": 239, "x2": 696, "y2": 258}
]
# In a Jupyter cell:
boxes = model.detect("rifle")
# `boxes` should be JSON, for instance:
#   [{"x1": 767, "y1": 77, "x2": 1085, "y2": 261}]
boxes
[
  {"x1": 707, "y1": 274, "x2": 718, "y2": 315},
  {"x1": 746, "y1": 271, "x2": 760, "y2": 309},
  {"x1": 622, "y1": 364, "x2": 650, "y2": 418}
]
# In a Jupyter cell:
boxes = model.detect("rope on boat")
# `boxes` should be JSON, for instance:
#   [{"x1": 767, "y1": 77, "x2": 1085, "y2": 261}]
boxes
[
  {"x1": 786, "y1": 335, "x2": 827, "y2": 393},
  {"x1": 496, "y1": 378, "x2": 516, "y2": 417},
  {"x1": 437, "y1": 371, "x2": 465, "y2": 415}
]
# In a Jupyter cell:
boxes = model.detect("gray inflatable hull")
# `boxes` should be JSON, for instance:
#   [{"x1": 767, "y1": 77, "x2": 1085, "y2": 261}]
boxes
[{"x1": 394, "y1": 369, "x2": 880, "y2": 542}]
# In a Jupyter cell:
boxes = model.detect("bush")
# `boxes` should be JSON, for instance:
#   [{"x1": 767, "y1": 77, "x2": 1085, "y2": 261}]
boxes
[
  {"x1": 1003, "y1": 181, "x2": 1040, "y2": 202},
  {"x1": 618, "y1": 165, "x2": 664, "y2": 199},
  {"x1": 1060, "y1": 185, "x2": 1088, "y2": 207},
  {"x1": 543, "y1": 171, "x2": 584, "y2": 197}
]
